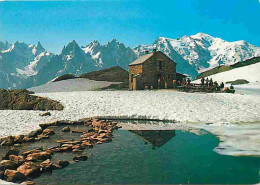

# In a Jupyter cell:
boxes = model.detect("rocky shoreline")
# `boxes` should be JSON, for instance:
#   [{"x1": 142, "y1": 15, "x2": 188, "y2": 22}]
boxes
[{"x1": 0, "y1": 118, "x2": 121, "y2": 184}]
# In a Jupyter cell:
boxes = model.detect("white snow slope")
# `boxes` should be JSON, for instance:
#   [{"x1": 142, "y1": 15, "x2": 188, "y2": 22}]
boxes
[
  {"x1": 193, "y1": 62, "x2": 260, "y2": 84},
  {"x1": 28, "y1": 78, "x2": 121, "y2": 93},
  {"x1": 0, "y1": 91, "x2": 260, "y2": 157}
]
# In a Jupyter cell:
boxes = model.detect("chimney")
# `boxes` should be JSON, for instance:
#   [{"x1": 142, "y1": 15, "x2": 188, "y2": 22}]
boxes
[
  {"x1": 145, "y1": 50, "x2": 150, "y2": 54},
  {"x1": 153, "y1": 49, "x2": 157, "y2": 53}
]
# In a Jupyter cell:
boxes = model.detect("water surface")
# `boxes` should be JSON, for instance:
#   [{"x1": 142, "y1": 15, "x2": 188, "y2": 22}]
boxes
[{"x1": 34, "y1": 130, "x2": 260, "y2": 184}]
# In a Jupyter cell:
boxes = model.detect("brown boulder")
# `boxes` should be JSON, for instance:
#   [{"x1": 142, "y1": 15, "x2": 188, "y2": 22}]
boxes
[
  {"x1": 14, "y1": 135, "x2": 25, "y2": 143},
  {"x1": 21, "y1": 181, "x2": 35, "y2": 185},
  {"x1": 9, "y1": 155, "x2": 24, "y2": 165},
  {"x1": 0, "y1": 160, "x2": 17, "y2": 170},
  {"x1": 39, "y1": 159, "x2": 52, "y2": 172},
  {"x1": 51, "y1": 164, "x2": 62, "y2": 170},
  {"x1": 73, "y1": 155, "x2": 88, "y2": 162},
  {"x1": 39, "y1": 112, "x2": 51, "y2": 116},
  {"x1": 42, "y1": 129, "x2": 55, "y2": 136},
  {"x1": 23, "y1": 137, "x2": 35, "y2": 142},
  {"x1": 57, "y1": 160, "x2": 69, "y2": 168},
  {"x1": 52, "y1": 147, "x2": 72, "y2": 153},
  {"x1": 81, "y1": 141, "x2": 93, "y2": 148},
  {"x1": 2, "y1": 149, "x2": 19, "y2": 160},
  {"x1": 0, "y1": 89, "x2": 63, "y2": 111},
  {"x1": 26, "y1": 151, "x2": 52, "y2": 162},
  {"x1": 22, "y1": 149, "x2": 42, "y2": 158},
  {"x1": 72, "y1": 149, "x2": 84, "y2": 153},
  {"x1": 61, "y1": 126, "x2": 70, "y2": 132},
  {"x1": 17, "y1": 162, "x2": 40, "y2": 177},
  {"x1": 0, "y1": 171, "x2": 4, "y2": 180},
  {"x1": 37, "y1": 134, "x2": 50, "y2": 140},
  {"x1": 4, "y1": 169, "x2": 27, "y2": 182},
  {"x1": 0, "y1": 136, "x2": 15, "y2": 146},
  {"x1": 28, "y1": 129, "x2": 42, "y2": 138}
]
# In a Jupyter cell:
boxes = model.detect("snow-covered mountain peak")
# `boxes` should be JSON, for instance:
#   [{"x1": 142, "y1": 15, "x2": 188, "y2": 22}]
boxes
[
  {"x1": 134, "y1": 32, "x2": 260, "y2": 77},
  {"x1": 191, "y1": 32, "x2": 214, "y2": 40},
  {"x1": 62, "y1": 40, "x2": 82, "y2": 56}
]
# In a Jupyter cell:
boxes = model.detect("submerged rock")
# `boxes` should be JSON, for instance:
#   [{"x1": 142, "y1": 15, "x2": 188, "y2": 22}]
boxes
[
  {"x1": 61, "y1": 126, "x2": 70, "y2": 132},
  {"x1": 73, "y1": 155, "x2": 88, "y2": 162},
  {"x1": 4, "y1": 169, "x2": 27, "y2": 183},
  {"x1": 57, "y1": 160, "x2": 69, "y2": 168}
]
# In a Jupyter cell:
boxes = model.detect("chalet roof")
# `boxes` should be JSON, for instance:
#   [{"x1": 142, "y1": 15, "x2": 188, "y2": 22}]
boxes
[
  {"x1": 129, "y1": 51, "x2": 175, "y2": 66},
  {"x1": 176, "y1": 72, "x2": 188, "y2": 78},
  {"x1": 129, "y1": 52, "x2": 154, "y2": 66}
]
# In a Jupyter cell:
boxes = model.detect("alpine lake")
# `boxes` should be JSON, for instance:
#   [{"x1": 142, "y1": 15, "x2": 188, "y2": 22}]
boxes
[{"x1": 1, "y1": 120, "x2": 260, "y2": 185}]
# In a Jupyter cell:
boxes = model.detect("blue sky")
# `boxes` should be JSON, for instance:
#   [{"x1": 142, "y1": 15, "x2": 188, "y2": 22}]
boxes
[{"x1": 0, "y1": 0, "x2": 259, "y2": 53}]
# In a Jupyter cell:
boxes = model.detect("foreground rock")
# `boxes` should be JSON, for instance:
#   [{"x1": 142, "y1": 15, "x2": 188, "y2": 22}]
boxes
[
  {"x1": 17, "y1": 162, "x2": 40, "y2": 177},
  {"x1": 61, "y1": 126, "x2": 70, "y2": 132},
  {"x1": 0, "y1": 89, "x2": 64, "y2": 111},
  {"x1": 4, "y1": 169, "x2": 27, "y2": 183},
  {"x1": 0, "y1": 160, "x2": 17, "y2": 170},
  {"x1": 39, "y1": 112, "x2": 51, "y2": 117},
  {"x1": 26, "y1": 151, "x2": 52, "y2": 162}
]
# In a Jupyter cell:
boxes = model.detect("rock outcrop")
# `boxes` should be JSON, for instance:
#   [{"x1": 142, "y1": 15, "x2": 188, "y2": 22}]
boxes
[{"x1": 0, "y1": 89, "x2": 63, "y2": 111}]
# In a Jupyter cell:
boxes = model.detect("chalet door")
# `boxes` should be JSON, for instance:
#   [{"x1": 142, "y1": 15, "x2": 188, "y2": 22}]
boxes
[
  {"x1": 133, "y1": 77, "x2": 137, "y2": 90},
  {"x1": 157, "y1": 74, "x2": 162, "y2": 89}
]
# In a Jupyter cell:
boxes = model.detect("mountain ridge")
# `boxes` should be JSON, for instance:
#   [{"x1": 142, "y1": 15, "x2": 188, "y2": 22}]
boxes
[{"x1": 0, "y1": 33, "x2": 260, "y2": 89}]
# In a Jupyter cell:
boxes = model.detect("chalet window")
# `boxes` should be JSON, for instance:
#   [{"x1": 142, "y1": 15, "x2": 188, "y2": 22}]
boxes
[
  {"x1": 157, "y1": 59, "x2": 164, "y2": 69},
  {"x1": 158, "y1": 61, "x2": 162, "y2": 69},
  {"x1": 162, "y1": 61, "x2": 165, "y2": 67}
]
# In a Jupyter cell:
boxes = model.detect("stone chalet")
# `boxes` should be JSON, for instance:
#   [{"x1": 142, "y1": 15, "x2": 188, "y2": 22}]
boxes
[{"x1": 129, "y1": 50, "x2": 176, "y2": 90}]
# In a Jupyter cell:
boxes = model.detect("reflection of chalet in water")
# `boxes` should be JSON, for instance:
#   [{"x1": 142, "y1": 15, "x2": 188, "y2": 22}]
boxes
[
  {"x1": 130, "y1": 130, "x2": 176, "y2": 149},
  {"x1": 129, "y1": 50, "x2": 177, "y2": 90}
]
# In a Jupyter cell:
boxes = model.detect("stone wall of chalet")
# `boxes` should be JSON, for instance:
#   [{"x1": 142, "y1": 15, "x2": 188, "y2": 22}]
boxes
[{"x1": 129, "y1": 51, "x2": 176, "y2": 90}]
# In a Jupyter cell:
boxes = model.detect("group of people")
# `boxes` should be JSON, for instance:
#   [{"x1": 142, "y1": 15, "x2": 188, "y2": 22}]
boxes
[
  {"x1": 173, "y1": 77, "x2": 234, "y2": 92},
  {"x1": 201, "y1": 77, "x2": 223, "y2": 90},
  {"x1": 173, "y1": 78, "x2": 191, "y2": 88},
  {"x1": 201, "y1": 77, "x2": 234, "y2": 91}
]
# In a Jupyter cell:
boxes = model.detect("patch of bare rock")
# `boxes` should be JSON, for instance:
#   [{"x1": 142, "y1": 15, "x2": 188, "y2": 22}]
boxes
[{"x1": 0, "y1": 89, "x2": 63, "y2": 111}]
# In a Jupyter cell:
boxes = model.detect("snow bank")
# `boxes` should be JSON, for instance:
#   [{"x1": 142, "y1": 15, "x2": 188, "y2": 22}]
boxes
[
  {"x1": 0, "y1": 91, "x2": 259, "y2": 135},
  {"x1": 28, "y1": 78, "x2": 120, "y2": 93},
  {"x1": 193, "y1": 62, "x2": 260, "y2": 84}
]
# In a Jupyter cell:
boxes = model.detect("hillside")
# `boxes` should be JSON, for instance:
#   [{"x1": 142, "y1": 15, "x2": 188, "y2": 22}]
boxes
[
  {"x1": 196, "y1": 57, "x2": 260, "y2": 79},
  {"x1": 193, "y1": 61, "x2": 260, "y2": 84},
  {"x1": 80, "y1": 66, "x2": 129, "y2": 82}
]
